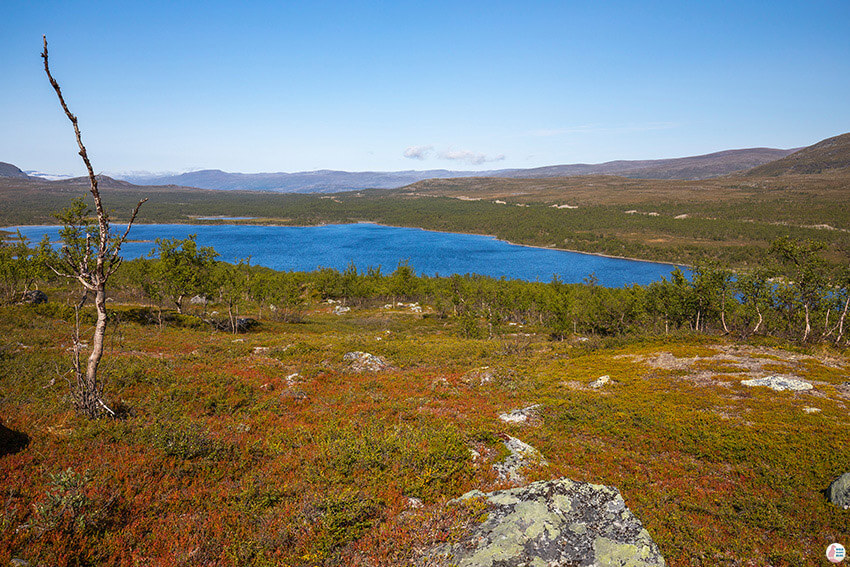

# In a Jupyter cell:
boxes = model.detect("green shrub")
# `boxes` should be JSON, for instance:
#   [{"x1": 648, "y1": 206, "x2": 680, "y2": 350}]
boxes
[{"x1": 143, "y1": 420, "x2": 234, "y2": 460}]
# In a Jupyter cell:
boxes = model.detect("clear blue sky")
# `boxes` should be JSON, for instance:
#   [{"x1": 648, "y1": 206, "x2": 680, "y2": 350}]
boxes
[{"x1": 2, "y1": 0, "x2": 849, "y2": 176}]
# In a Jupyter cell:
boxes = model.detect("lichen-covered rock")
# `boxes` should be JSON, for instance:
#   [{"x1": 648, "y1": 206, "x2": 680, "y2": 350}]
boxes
[
  {"x1": 828, "y1": 472, "x2": 850, "y2": 509},
  {"x1": 741, "y1": 375, "x2": 812, "y2": 391},
  {"x1": 436, "y1": 478, "x2": 665, "y2": 567},
  {"x1": 343, "y1": 351, "x2": 391, "y2": 372}
]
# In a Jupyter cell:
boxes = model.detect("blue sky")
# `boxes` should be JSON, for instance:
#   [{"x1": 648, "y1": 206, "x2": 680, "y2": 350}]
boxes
[{"x1": 2, "y1": 0, "x2": 848, "y2": 175}]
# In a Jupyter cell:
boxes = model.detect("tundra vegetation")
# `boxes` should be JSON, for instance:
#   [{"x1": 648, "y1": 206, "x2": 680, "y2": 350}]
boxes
[{"x1": 0, "y1": 229, "x2": 849, "y2": 566}]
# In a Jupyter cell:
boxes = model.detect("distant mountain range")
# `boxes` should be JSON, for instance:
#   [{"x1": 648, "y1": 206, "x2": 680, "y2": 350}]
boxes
[
  {"x1": 3, "y1": 134, "x2": 848, "y2": 192},
  {"x1": 114, "y1": 147, "x2": 797, "y2": 192}
]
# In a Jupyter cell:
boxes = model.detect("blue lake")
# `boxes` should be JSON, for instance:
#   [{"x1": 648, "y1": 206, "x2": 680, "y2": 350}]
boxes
[{"x1": 4, "y1": 223, "x2": 682, "y2": 287}]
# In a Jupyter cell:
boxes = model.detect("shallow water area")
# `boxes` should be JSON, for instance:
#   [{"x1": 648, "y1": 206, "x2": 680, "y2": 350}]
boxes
[{"x1": 4, "y1": 223, "x2": 684, "y2": 286}]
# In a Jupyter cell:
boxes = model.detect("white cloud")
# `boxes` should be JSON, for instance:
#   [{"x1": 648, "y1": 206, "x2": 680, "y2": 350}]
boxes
[
  {"x1": 438, "y1": 149, "x2": 506, "y2": 165},
  {"x1": 403, "y1": 145, "x2": 433, "y2": 160}
]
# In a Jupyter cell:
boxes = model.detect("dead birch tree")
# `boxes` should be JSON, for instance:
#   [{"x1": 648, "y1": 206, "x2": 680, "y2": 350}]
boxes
[{"x1": 42, "y1": 36, "x2": 147, "y2": 418}]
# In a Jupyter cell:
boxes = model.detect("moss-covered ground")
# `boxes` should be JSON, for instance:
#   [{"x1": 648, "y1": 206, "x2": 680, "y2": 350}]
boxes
[{"x1": 1, "y1": 299, "x2": 848, "y2": 566}]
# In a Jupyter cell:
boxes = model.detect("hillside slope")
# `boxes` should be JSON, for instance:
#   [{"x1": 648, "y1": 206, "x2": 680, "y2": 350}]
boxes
[
  {"x1": 0, "y1": 162, "x2": 30, "y2": 179},
  {"x1": 746, "y1": 132, "x2": 850, "y2": 176},
  {"x1": 501, "y1": 147, "x2": 796, "y2": 180}
]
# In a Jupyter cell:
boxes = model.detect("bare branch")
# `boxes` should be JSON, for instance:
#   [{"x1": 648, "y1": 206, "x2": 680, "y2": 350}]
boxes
[
  {"x1": 109, "y1": 198, "x2": 149, "y2": 263},
  {"x1": 41, "y1": 36, "x2": 99, "y2": 201}
]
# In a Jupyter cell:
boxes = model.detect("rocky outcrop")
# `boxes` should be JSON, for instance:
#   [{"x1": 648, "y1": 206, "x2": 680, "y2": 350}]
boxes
[
  {"x1": 741, "y1": 375, "x2": 813, "y2": 391},
  {"x1": 828, "y1": 472, "x2": 850, "y2": 509},
  {"x1": 343, "y1": 351, "x2": 391, "y2": 372},
  {"x1": 435, "y1": 478, "x2": 666, "y2": 566}
]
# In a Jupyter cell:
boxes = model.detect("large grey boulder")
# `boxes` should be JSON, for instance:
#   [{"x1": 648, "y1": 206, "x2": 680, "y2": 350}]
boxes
[
  {"x1": 436, "y1": 478, "x2": 666, "y2": 567},
  {"x1": 828, "y1": 472, "x2": 850, "y2": 509}
]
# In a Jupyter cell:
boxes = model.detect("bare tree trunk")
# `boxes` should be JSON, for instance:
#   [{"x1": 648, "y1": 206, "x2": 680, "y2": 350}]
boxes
[
  {"x1": 752, "y1": 306, "x2": 762, "y2": 335},
  {"x1": 803, "y1": 304, "x2": 811, "y2": 342},
  {"x1": 43, "y1": 36, "x2": 145, "y2": 418},
  {"x1": 835, "y1": 296, "x2": 849, "y2": 346},
  {"x1": 87, "y1": 287, "x2": 108, "y2": 390}
]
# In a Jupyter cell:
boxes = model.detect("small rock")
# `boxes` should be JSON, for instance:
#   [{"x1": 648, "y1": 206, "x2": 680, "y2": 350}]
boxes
[
  {"x1": 332, "y1": 305, "x2": 350, "y2": 315},
  {"x1": 21, "y1": 290, "x2": 47, "y2": 304},
  {"x1": 498, "y1": 404, "x2": 541, "y2": 425},
  {"x1": 803, "y1": 406, "x2": 821, "y2": 414},
  {"x1": 343, "y1": 351, "x2": 391, "y2": 372},
  {"x1": 463, "y1": 366, "x2": 517, "y2": 386},
  {"x1": 493, "y1": 435, "x2": 548, "y2": 484},
  {"x1": 284, "y1": 372, "x2": 300, "y2": 385},
  {"x1": 465, "y1": 366, "x2": 495, "y2": 385},
  {"x1": 259, "y1": 382, "x2": 274, "y2": 392},
  {"x1": 828, "y1": 472, "x2": 850, "y2": 509},
  {"x1": 405, "y1": 496, "x2": 424, "y2": 509},
  {"x1": 10, "y1": 558, "x2": 30, "y2": 567},
  {"x1": 434, "y1": 478, "x2": 666, "y2": 566},
  {"x1": 252, "y1": 346, "x2": 269, "y2": 354},
  {"x1": 280, "y1": 388, "x2": 308, "y2": 401},
  {"x1": 590, "y1": 375, "x2": 611, "y2": 388},
  {"x1": 189, "y1": 295, "x2": 207, "y2": 305},
  {"x1": 741, "y1": 375, "x2": 813, "y2": 392},
  {"x1": 232, "y1": 339, "x2": 244, "y2": 343}
]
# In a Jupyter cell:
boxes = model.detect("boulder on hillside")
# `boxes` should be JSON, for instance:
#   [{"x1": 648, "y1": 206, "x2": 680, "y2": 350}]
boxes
[
  {"x1": 433, "y1": 478, "x2": 666, "y2": 567},
  {"x1": 828, "y1": 472, "x2": 850, "y2": 510}
]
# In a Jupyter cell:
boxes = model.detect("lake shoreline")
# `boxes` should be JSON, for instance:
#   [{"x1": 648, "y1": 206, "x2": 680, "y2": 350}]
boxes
[{"x1": 1, "y1": 220, "x2": 686, "y2": 275}]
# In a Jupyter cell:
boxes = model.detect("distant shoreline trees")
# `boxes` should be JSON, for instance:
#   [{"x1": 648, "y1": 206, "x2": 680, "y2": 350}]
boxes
[{"x1": 5, "y1": 229, "x2": 848, "y2": 347}]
